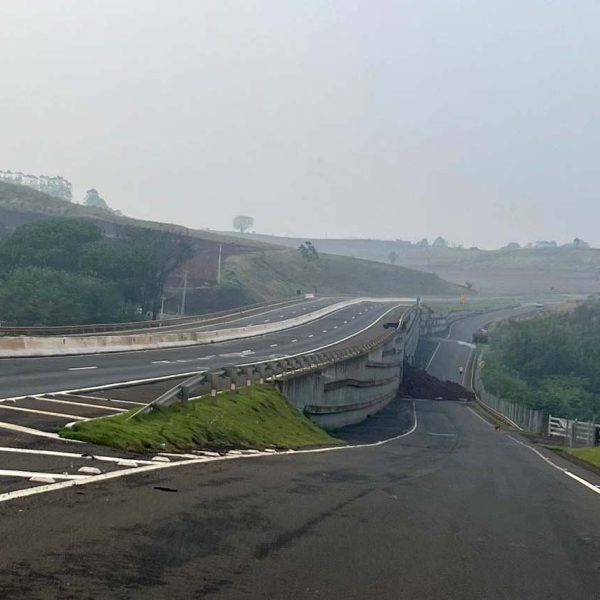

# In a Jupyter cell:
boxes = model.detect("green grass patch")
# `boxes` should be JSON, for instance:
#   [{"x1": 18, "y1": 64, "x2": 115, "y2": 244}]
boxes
[
  {"x1": 563, "y1": 446, "x2": 600, "y2": 469},
  {"x1": 59, "y1": 384, "x2": 341, "y2": 453}
]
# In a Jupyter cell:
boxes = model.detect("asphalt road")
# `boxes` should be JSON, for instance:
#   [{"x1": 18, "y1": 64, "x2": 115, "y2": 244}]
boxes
[
  {"x1": 1, "y1": 308, "x2": 600, "y2": 598},
  {"x1": 0, "y1": 300, "x2": 400, "y2": 398}
]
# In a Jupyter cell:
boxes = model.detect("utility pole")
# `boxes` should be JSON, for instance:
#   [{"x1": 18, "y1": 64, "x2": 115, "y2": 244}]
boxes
[
  {"x1": 217, "y1": 244, "x2": 223, "y2": 285},
  {"x1": 159, "y1": 296, "x2": 166, "y2": 320},
  {"x1": 180, "y1": 270, "x2": 188, "y2": 316}
]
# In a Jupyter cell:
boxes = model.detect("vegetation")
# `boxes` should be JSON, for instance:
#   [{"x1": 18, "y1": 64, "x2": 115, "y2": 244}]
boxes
[
  {"x1": 563, "y1": 446, "x2": 600, "y2": 468},
  {"x1": 223, "y1": 249, "x2": 467, "y2": 301},
  {"x1": 233, "y1": 215, "x2": 254, "y2": 233},
  {"x1": 481, "y1": 299, "x2": 600, "y2": 420},
  {"x1": 60, "y1": 384, "x2": 340, "y2": 453},
  {"x1": 0, "y1": 219, "x2": 192, "y2": 325},
  {"x1": 298, "y1": 241, "x2": 319, "y2": 262}
]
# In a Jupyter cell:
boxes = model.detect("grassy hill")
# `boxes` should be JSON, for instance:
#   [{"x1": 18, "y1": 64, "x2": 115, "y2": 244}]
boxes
[
  {"x1": 223, "y1": 249, "x2": 467, "y2": 300},
  {"x1": 0, "y1": 182, "x2": 465, "y2": 317},
  {"x1": 224, "y1": 232, "x2": 600, "y2": 296}
]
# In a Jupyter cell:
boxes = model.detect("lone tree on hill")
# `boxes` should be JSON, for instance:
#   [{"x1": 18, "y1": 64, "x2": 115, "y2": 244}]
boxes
[
  {"x1": 388, "y1": 250, "x2": 399, "y2": 265},
  {"x1": 233, "y1": 215, "x2": 254, "y2": 233},
  {"x1": 299, "y1": 241, "x2": 319, "y2": 262},
  {"x1": 84, "y1": 188, "x2": 110, "y2": 210}
]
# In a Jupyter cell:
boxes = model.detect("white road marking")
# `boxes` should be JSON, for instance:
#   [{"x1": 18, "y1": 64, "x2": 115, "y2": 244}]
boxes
[
  {"x1": 0, "y1": 421, "x2": 66, "y2": 440},
  {"x1": 0, "y1": 446, "x2": 153, "y2": 465},
  {"x1": 427, "y1": 432, "x2": 457, "y2": 437},
  {"x1": 0, "y1": 470, "x2": 86, "y2": 480},
  {"x1": 333, "y1": 326, "x2": 338, "y2": 329},
  {"x1": 21, "y1": 397, "x2": 126, "y2": 413},
  {"x1": 344, "y1": 320, "x2": 348, "y2": 324},
  {"x1": 308, "y1": 334, "x2": 314, "y2": 338},
  {"x1": 67, "y1": 366, "x2": 98, "y2": 371},
  {"x1": 151, "y1": 360, "x2": 170, "y2": 364},
  {"x1": 269, "y1": 344, "x2": 278, "y2": 348},
  {"x1": 264, "y1": 319, "x2": 270, "y2": 323},
  {"x1": 291, "y1": 339, "x2": 298, "y2": 343},
  {"x1": 0, "y1": 404, "x2": 87, "y2": 421},
  {"x1": 0, "y1": 402, "x2": 418, "y2": 505},
  {"x1": 425, "y1": 342, "x2": 441, "y2": 370},
  {"x1": 58, "y1": 394, "x2": 145, "y2": 407},
  {"x1": 507, "y1": 434, "x2": 600, "y2": 498},
  {"x1": 467, "y1": 407, "x2": 494, "y2": 428},
  {"x1": 322, "y1": 330, "x2": 327, "y2": 333}
]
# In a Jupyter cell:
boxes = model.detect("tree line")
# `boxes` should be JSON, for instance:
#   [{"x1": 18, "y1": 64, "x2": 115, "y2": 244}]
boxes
[
  {"x1": 482, "y1": 298, "x2": 600, "y2": 421},
  {"x1": 0, "y1": 219, "x2": 192, "y2": 326}
]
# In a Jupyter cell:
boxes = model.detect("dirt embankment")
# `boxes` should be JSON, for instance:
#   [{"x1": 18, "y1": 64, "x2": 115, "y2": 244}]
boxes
[{"x1": 400, "y1": 363, "x2": 474, "y2": 401}]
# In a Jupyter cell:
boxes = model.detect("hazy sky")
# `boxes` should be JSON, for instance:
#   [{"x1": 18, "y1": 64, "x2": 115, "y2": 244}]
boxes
[{"x1": 1, "y1": 1, "x2": 599, "y2": 248}]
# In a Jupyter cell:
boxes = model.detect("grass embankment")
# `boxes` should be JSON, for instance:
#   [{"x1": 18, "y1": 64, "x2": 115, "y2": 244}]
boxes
[
  {"x1": 224, "y1": 249, "x2": 466, "y2": 301},
  {"x1": 562, "y1": 447, "x2": 600, "y2": 469},
  {"x1": 59, "y1": 384, "x2": 340, "y2": 453}
]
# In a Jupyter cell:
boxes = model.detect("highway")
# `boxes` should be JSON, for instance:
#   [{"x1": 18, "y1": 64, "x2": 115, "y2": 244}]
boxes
[
  {"x1": 0, "y1": 299, "x2": 402, "y2": 399},
  {"x1": 1, "y1": 308, "x2": 600, "y2": 598}
]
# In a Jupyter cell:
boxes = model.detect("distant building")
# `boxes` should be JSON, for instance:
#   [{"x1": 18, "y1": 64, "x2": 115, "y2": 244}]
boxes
[
  {"x1": 0, "y1": 170, "x2": 72, "y2": 202},
  {"x1": 535, "y1": 240, "x2": 557, "y2": 248}
]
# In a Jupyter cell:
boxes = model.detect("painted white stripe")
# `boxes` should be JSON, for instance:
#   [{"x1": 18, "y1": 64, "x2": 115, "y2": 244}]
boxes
[
  {"x1": 308, "y1": 334, "x2": 314, "y2": 338},
  {"x1": 291, "y1": 339, "x2": 298, "y2": 343},
  {"x1": 0, "y1": 446, "x2": 155, "y2": 465},
  {"x1": 57, "y1": 393, "x2": 145, "y2": 406},
  {"x1": 24, "y1": 397, "x2": 126, "y2": 413},
  {"x1": 0, "y1": 404, "x2": 87, "y2": 421},
  {"x1": 0, "y1": 420, "x2": 65, "y2": 439},
  {"x1": 467, "y1": 407, "x2": 494, "y2": 428},
  {"x1": 0, "y1": 470, "x2": 86, "y2": 480},
  {"x1": 68, "y1": 366, "x2": 98, "y2": 371},
  {"x1": 427, "y1": 432, "x2": 457, "y2": 437},
  {"x1": 269, "y1": 344, "x2": 278, "y2": 348},
  {"x1": 0, "y1": 402, "x2": 418, "y2": 504},
  {"x1": 507, "y1": 434, "x2": 600, "y2": 497},
  {"x1": 425, "y1": 342, "x2": 441, "y2": 370}
]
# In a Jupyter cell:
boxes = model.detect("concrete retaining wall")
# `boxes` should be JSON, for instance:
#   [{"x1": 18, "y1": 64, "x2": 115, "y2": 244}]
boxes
[{"x1": 277, "y1": 308, "x2": 420, "y2": 429}]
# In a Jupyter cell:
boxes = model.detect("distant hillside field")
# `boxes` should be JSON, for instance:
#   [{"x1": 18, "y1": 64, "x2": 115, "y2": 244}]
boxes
[
  {"x1": 0, "y1": 181, "x2": 465, "y2": 317},
  {"x1": 223, "y1": 250, "x2": 467, "y2": 300},
  {"x1": 224, "y1": 232, "x2": 600, "y2": 296}
]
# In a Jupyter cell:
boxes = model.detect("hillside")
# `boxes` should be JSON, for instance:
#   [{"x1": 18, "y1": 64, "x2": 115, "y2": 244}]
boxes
[
  {"x1": 0, "y1": 182, "x2": 465, "y2": 317},
  {"x1": 223, "y1": 250, "x2": 467, "y2": 300},
  {"x1": 224, "y1": 232, "x2": 600, "y2": 296}
]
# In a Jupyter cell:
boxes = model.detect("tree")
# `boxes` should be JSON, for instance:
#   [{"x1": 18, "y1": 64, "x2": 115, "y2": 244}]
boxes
[
  {"x1": 432, "y1": 236, "x2": 449, "y2": 248},
  {"x1": 0, "y1": 266, "x2": 122, "y2": 326},
  {"x1": 0, "y1": 218, "x2": 102, "y2": 275},
  {"x1": 465, "y1": 281, "x2": 473, "y2": 290},
  {"x1": 299, "y1": 241, "x2": 319, "y2": 262},
  {"x1": 233, "y1": 215, "x2": 254, "y2": 233},
  {"x1": 122, "y1": 229, "x2": 194, "y2": 318},
  {"x1": 388, "y1": 250, "x2": 399, "y2": 265},
  {"x1": 83, "y1": 188, "x2": 110, "y2": 210}
]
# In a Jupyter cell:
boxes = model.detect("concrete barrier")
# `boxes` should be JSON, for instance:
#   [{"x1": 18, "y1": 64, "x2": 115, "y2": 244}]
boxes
[{"x1": 0, "y1": 297, "x2": 415, "y2": 358}]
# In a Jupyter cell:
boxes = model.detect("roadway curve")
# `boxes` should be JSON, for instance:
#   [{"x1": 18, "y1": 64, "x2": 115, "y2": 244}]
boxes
[
  {"x1": 1, "y1": 309, "x2": 600, "y2": 598},
  {"x1": 0, "y1": 300, "x2": 403, "y2": 398}
]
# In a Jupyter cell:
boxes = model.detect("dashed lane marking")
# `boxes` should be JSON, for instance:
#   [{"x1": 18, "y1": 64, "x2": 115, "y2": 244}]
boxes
[{"x1": 67, "y1": 366, "x2": 98, "y2": 371}]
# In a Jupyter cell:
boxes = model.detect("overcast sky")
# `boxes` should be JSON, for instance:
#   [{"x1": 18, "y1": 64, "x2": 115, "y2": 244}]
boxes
[{"x1": 1, "y1": 1, "x2": 599, "y2": 248}]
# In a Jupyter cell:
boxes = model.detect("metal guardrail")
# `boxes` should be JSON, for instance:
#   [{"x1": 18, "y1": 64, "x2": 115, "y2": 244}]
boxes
[
  {"x1": 0, "y1": 296, "x2": 304, "y2": 337},
  {"x1": 127, "y1": 304, "x2": 417, "y2": 420}
]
